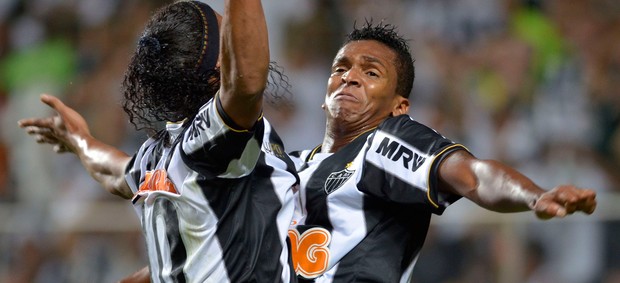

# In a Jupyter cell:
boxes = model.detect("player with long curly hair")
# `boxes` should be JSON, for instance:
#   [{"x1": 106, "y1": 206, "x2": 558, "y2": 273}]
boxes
[{"x1": 19, "y1": 1, "x2": 298, "y2": 282}]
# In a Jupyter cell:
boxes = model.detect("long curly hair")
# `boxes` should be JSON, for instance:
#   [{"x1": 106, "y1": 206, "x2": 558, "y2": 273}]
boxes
[{"x1": 121, "y1": 1, "x2": 293, "y2": 137}]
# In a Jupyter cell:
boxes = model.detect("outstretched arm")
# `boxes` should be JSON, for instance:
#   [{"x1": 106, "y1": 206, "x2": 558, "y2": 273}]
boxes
[
  {"x1": 438, "y1": 150, "x2": 596, "y2": 219},
  {"x1": 218, "y1": 0, "x2": 269, "y2": 129},
  {"x1": 18, "y1": 94, "x2": 133, "y2": 199},
  {"x1": 118, "y1": 266, "x2": 150, "y2": 283}
]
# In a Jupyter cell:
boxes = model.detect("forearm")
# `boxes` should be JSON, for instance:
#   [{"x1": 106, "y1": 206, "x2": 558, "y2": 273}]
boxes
[
  {"x1": 219, "y1": 0, "x2": 269, "y2": 128},
  {"x1": 439, "y1": 151, "x2": 544, "y2": 213},
  {"x1": 467, "y1": 159, "x2": 544, "y2": 212},
  {"x1": 118, "y1": 266, "x2": 150, "y2": 283},
  {"x1": 18, "y1": 94, "x2": 134, "y2": 199},
  {"x1": 75, "y1": 135, "x2": 133, "y2": 199},
  {"x1": 439, "y1": 151, "x2": 596, "y2": 218}
]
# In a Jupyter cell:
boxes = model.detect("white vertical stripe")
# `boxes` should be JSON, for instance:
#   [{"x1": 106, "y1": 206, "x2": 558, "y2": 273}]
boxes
[
  {"x1": 400, "y1": 253, "x2": 419, "y2": 283},
  {"x1": 155, "y1": 215, "x2": 172, "y2": 281},
  {"x1": 141, "y1": 209, "x2": 160, "y2": 283},
  {"x1": 326, "y1": 150, "x2": 367, "y2": 268},
  {"x1": 169, "y1": 166, "x2": 230, "y2": 282}
]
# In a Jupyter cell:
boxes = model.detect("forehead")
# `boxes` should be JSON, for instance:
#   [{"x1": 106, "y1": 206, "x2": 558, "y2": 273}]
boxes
[{"x1": 333, "y1": 40, "x2": 397, "y2": 67}]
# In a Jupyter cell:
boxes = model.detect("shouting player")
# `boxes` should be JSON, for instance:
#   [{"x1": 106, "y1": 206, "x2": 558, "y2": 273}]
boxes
[{"x1": 286, "y1": 21, "x2": 597, "y2": 282}]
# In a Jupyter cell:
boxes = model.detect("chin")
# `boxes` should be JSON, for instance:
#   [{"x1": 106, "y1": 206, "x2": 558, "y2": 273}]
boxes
[{"x1": 330, "y1": 110, "x2": 361, "y2": 124}]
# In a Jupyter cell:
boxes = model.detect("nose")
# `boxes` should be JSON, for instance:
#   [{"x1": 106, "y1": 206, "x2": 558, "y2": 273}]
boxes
[{"x1": 341, "y1": 69, "x2": 360, "y2": 86}]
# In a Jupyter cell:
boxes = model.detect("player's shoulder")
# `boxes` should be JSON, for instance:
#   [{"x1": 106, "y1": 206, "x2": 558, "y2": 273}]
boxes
[
  {"x1": 288, "y1": 146, "x2": 321, "y2": 170},
  {"x1": 288, "y1": 149, "x2": 310, "y2": 163},
  {"x1": 379, "y1": 114, "x2": 439, "y2": 137}
]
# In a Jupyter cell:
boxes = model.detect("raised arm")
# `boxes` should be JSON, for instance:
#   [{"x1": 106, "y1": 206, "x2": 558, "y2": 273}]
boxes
[
  {"x1": 437, "y1": 150, "x2": 596, "y2": 219},
  {"x1": 218, "y1": 0, "x2": 269, "y2": 129},
  {"x1": 18, "y1": 94, "x2": 133, "y2": 199}
]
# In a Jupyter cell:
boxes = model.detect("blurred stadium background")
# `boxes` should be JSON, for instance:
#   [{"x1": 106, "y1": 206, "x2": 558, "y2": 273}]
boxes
[{"x1": 0, "y1": 0, "x2": 619, "y2": 282}]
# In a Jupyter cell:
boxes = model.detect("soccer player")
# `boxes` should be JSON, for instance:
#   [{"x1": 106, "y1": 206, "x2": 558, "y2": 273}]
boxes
[
  {"x1": 19, "y1": 1, "x2": 298, "y2": 282},
  {"x1": 286, "y1": 21, "x2": 597, "y2": 282}
]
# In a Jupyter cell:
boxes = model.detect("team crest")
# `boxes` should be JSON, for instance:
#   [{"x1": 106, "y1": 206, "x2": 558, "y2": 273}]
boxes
[{"x1": 324, "y1": 163, "x2": 355, "y2": 194}]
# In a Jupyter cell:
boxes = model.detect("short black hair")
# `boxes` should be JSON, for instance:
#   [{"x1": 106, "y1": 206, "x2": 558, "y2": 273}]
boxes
[{"x1": 344, "y1": 20, "x2": 415, "y2": 98}]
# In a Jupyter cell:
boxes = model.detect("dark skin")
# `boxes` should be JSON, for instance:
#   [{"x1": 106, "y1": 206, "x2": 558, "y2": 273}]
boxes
[
  {"x1": 19, "y1": 13, "x2": 596, "y2": 283},
  {"x1": 17, "y1": 0, "x2": 267, "y2": 199},
  {"x1": 322, "y1": 39, "x2": 596, "y2": 219},
  {"x1": 19, "y1": 1, "x2": 271, "y2": 282},
  {"x1": 118, "y1": 267, "x2": 150, "y2": 283},
  {"x1": 18, "y1": 94, "x2": 134, "y2": 199}
]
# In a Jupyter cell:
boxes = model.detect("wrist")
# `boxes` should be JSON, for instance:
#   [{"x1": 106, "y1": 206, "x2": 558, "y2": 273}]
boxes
[{"x1": 527, "y1": 193, "x2": 542, "y2": 210}]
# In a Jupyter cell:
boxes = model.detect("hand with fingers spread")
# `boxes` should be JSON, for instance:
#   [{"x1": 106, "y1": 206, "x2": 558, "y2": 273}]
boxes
[
  {"x1": 16, "y1": 1, "x2": 301, "y2": 281},
  {"x1": 18, "y1": 93, "x2": 132, "y2": 198},
  {"x1": 18, "y1": 94, "x2": 90, "y2": 154},
  {"x1": 532, "y1": 185, "x2": 597, "y2": 220}
]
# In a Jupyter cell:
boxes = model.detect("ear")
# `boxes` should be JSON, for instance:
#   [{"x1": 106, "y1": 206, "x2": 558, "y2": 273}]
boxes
[{"x1": 391, "y1": 96, "x2": 409, "y2": 116}]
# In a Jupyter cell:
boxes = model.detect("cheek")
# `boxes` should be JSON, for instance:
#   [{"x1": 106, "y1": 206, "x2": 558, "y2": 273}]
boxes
[
  {"x1": 363, "y1": 84, "x2": 382, "y2": 103},
  {"x1": 326, "y1": 76, "x2": 338, "y2": 94},
  {"x1": 362, "y1": 83, "x2": 395, "y2": 113}
]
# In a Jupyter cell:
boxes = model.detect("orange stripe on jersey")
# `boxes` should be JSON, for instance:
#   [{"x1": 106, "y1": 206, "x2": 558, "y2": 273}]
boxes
[{"x1": 138, "y1": 169, "x2": 179, "y2": 195}]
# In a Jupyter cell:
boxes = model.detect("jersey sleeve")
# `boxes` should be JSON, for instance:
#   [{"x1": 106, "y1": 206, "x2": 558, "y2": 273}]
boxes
[
  {"x1": 124, "y1": 153, "x2": 140, "y2": 194},
  {"x1": 180, "y1": 93, "x2": 264, "y2": 179},
  {"x1": 358, "y1": 115, "x2": 467, "y2": 214},
  {"x1": 124, "y1": 137, "x2": 159, "y2": 195}
]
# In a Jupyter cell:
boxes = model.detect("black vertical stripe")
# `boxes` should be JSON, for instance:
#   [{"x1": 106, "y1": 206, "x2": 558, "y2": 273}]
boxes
[
  {"x1": 190, "y1": 151, "x2": 291, "y2": 282},
  {"x1": 332, "y1": 200, "x2": 432, "y2": 282},
  {"x1": 248, "y1": 153, "x2": 285, "y2": 283},
  {"x1": 268, "y1": 125, "x2": 300, "y2": 186},
  {"x1": 125, "y1": 153, "x2": 140, "y2": 192},
  {"x1": 286, "y1": 237, "x2": 297, "y2": 283}
]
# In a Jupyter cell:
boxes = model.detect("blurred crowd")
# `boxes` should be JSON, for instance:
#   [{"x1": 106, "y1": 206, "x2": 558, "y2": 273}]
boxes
[{"x1": 0, "y1": 0, "x2": 618, "y2": 282}]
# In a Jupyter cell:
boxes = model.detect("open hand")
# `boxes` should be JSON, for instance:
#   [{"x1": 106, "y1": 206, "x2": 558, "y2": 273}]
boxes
[{"x1": 18, "y1": 94, "x2": 90, "y2": 154}]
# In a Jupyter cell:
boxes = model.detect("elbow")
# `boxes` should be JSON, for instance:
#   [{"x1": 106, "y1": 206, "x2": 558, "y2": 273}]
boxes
[
  {"x1": 102, "y1": 176, "x2": 133, "y2": 200},
  {"x1": 237, "y1": 72, "x2": 268, "y2": 97},
  {"x1": 221, "y1": 62, "x2": 269, "y2": 99},
  {"x1": 234, "y1": 61, "x2": 269, "y2": 97},
  {"x1": 108, "y1": 183, "x2": 133, "y2": 200}
]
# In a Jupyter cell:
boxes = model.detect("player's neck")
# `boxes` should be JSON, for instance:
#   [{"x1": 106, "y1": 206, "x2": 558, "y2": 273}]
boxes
[{"x1": 322, "y1": 123, "x2": 377, "y2": 153}]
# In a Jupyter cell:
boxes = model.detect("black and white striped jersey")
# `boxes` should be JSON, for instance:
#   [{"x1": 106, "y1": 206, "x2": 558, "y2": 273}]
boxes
[
  {"x1": 288, "y1": 115, "x2": 467, "y2": 283},
  {"x1": 125, "y1": 95, "x2": 299, "y2": 283}
]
